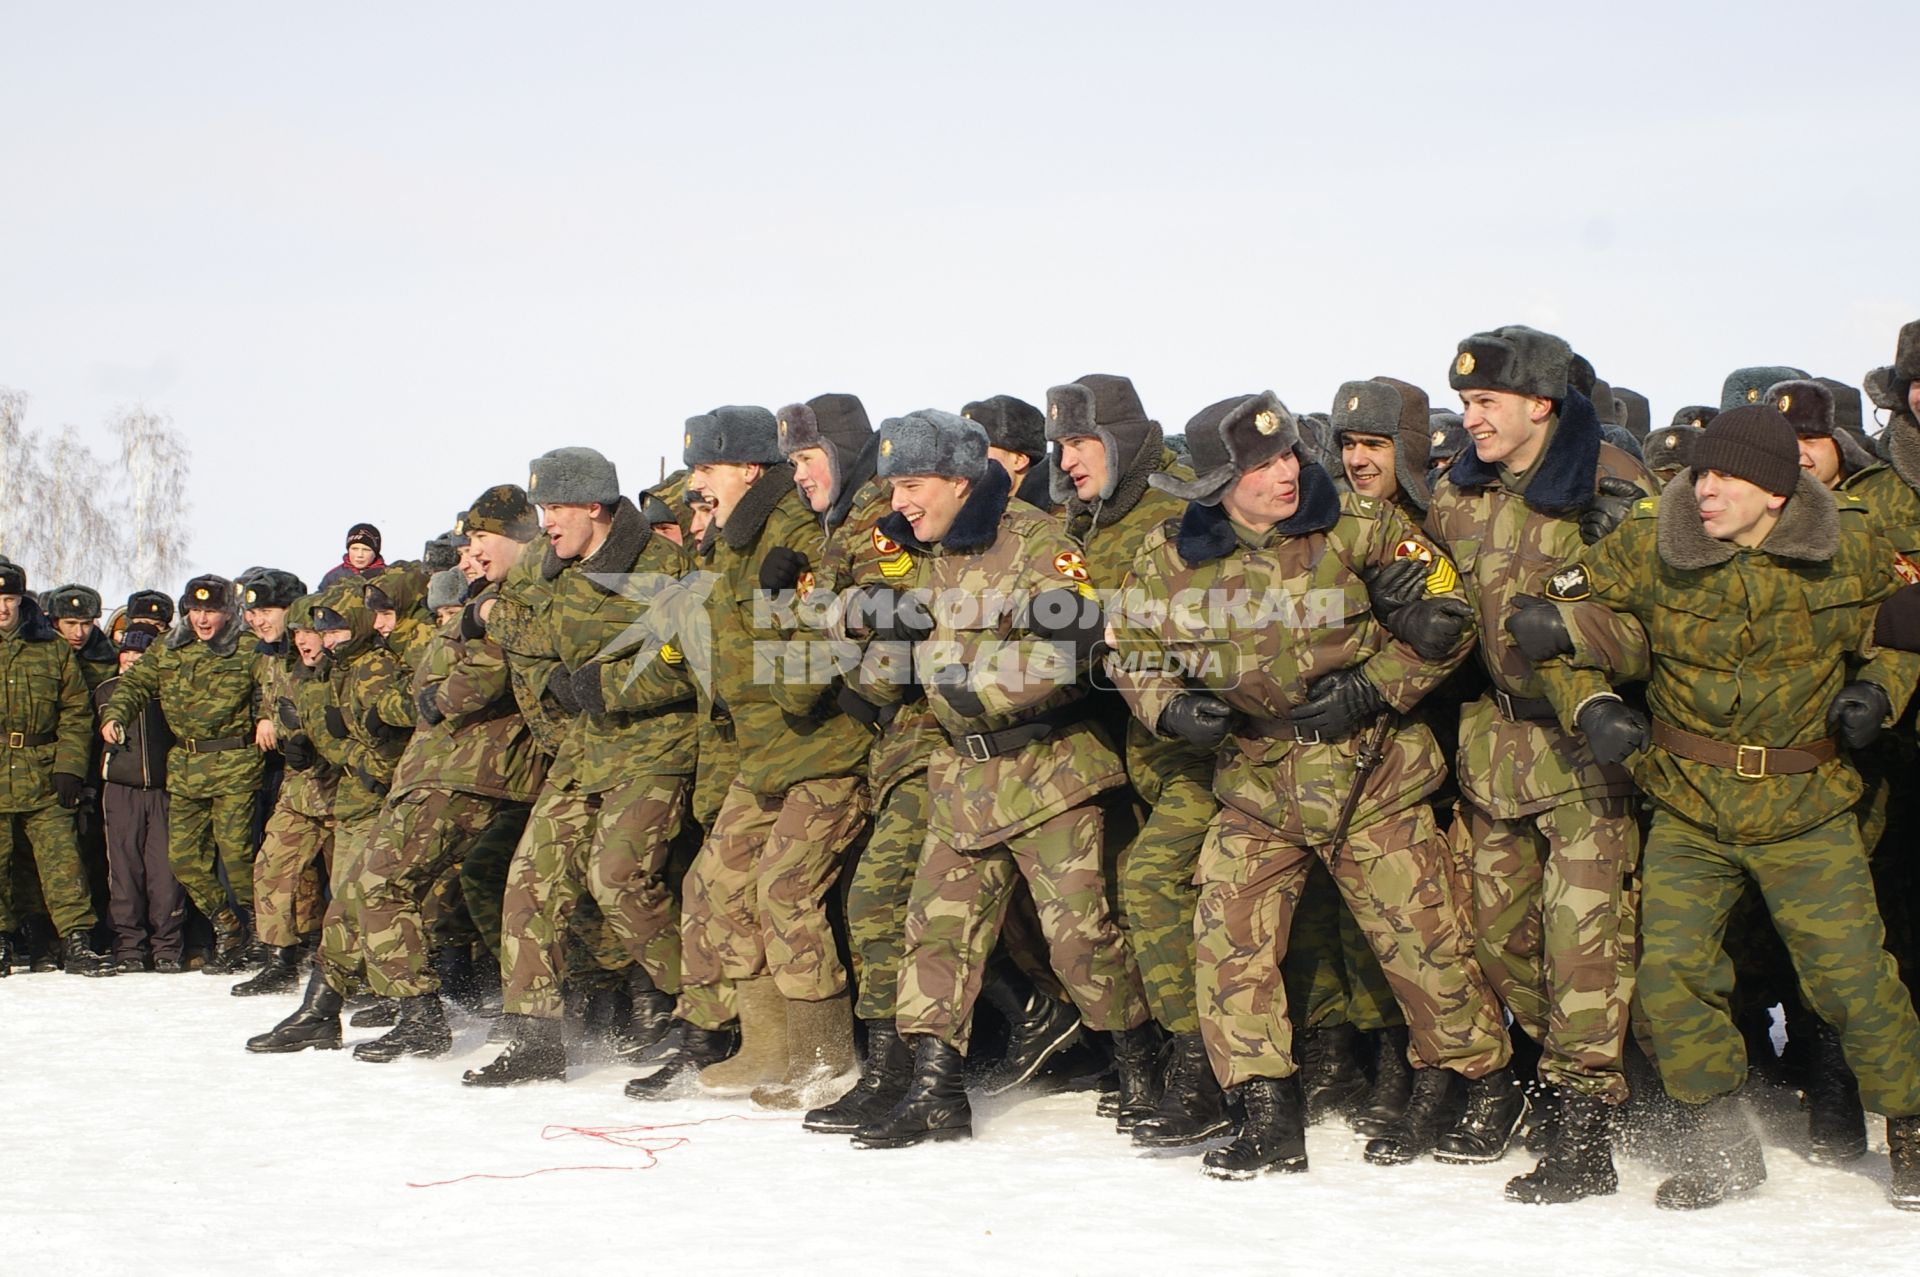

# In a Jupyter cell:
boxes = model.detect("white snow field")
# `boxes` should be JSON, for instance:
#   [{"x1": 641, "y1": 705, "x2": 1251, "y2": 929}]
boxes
[{"x1": 3, "y1": 974, "x2": 1916, "y2": 1276}]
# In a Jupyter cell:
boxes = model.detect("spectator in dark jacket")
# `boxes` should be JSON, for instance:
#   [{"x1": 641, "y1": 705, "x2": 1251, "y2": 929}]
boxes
[
  {"x1": 317, "y1": 523, "x2": 386, "y2": 589},
  {"x1": 92, "y1": 621, "x2": 185, "y2": 972}
]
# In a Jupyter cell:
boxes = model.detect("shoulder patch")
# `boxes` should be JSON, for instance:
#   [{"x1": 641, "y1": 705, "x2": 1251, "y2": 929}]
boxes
[
  {"x1": 1545, "y1": 565, "x2": 1591, "y2": 602},
  {"x1": 1341, "y1": 493, "x2": 1380, "y2": 518},
  {"x1": 872, "y1": 527, "x2": 901, "y2": 555},
  {"x1": 1053, "y1": 550, "x2": 1090, "y2": 582},
  {"x1": 1633, "y1": 498, "x2": 1658, "y2": 516},
  {"x1": 1894, "y1": 552, "x2": 1920, "y2": 586}
]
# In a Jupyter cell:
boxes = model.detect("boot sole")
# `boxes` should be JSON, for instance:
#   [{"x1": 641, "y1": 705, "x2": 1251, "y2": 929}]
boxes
[
  {"x1": 461, "y1": 1070, "x2": 565, "y2": 1088},
  {"x1": 1655, "y1": 1170, "x2": 1766, "y2": 1210},
  {"x1": 1891, "y1": 1193, "x2": 1920, "y2": 1212},
  {"x1": 981, "y1": 1023, "x2": 1084, "y2": 1098},
  {"x1": 354, "y1": 1040, "x2": 453, "y2": 1063},
  {"x1": 246, "y1": 1037, "x2": 344, "y2": 1055},
  {"x1": 1806, "y1": 1140, "x2": 1869, "y2": 1166},
  {"x1": 849, "y1": 1126, "x2": 971, "y2": 1150},
  {"x1": 1504, "y1": 1175, "x2": 1619, "y2": 1204},
  {"x1": 1200, "y1": 1155, "x2": 1308, "y2": 1181},
  {"x1": 1133, "y1": 1118, "x2": 1235, "y2": 1150}
]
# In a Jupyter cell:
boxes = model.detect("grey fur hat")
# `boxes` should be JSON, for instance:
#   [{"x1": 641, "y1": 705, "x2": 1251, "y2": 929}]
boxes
[
  {"x1": 876, "y1": 409, "x2": 989, "y2": 481},
  {"x1": 1297, "y1": 412, "x2": 1337, "y2": 473},
  {"x1": 1768, "y1": 379, "x2": 1877, "y2": 473},
  {"x1": 528, "y1": 446, "x2": 620, "y2": 506},
  {"x1": 1644, "y1": 425, "x2": 1701, "y2": 476},
  {"x1": 1330, "y1": 377, "x2": 1432, "y2": 509},
  {"x1": 777, "y1": 393, "x2": 872, "y2": 507},
  {"x1": 0, "y1": 561, "x2": 24, "y2": 597},
  {"x1": 1892, "y1": 320, "x2": 1920, "y2": 406},
  {"x1": 1591, "y1": 378, "x2": 1620, "y2": 427},
  {"x1": 1671, "y1": 405, "x2": 1719, "y2": 431},
  {"x1": 240, "y1": 569, "x2": 307, "y2": 611},
  {"x1": 421, "y1": 535, "x2": 460, "y2": 572},
  {"x1": 427, "y1": 568, "x2": 467, "y2": 611},
  {"x1": 1720, "y1": 365, "x2": 1810, "y2": 411},
  {"x1": 1427, "y1": 410, "x2": 1469, "y2": 466},
  {"x1": 962, "y1": 395, "x2": 1047, "y2": 460},
  {"x1": 46, "y1": 584, "x2": 102, "y2": 620},
  {"x1": 1614, "y1": 387, "x2": 1652, "y2": 439},
  {"x1": 1151, "y1": 391, "x2": 1299, "y2": 506},
  {"x1": 683, "y1": 405, "x2": 781, "y2": 467},
  {"x1": 1568, "y1": 352, "x2": 1597, "y2": 398},
  {"x1": 1449, "y1": 325, "x2": 1574, "y2": 401},
  {"x1": 1045, "y1": 373, "x2": 1158, "y2": 504},
  {"x1": 1816, "y1": 377, "x2": 1867, "y2": 437}
]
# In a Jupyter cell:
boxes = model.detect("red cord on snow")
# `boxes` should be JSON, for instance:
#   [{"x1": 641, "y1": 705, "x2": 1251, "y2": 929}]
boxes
[{"x1": 406, "y1": 1114, "x2": 792, "y2": 1189}]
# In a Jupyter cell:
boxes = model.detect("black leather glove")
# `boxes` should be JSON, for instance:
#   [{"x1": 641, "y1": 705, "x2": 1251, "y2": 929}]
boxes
[
  {"x1": 414, "y1": 685, "x2": 446, "y2": 727},
  {"x1": 51, "y1": 773, "x2": 84, "y2": 809},
  {"x1": 846, "y1": 586, "x2": 933, "y2": 643},
  {"x1": 1576, "y1": 698, "x2": 1648, "y2": 765},
  {"x1": 364, "y1": 705, "x2": 407, "y2": 743},
  {"x1": 281, "y1": 735, "x2": 319, "y2": 771},
  {"x1": 1159, "y1": 694, "x2": 1234, "y2": 748},
  {"x1": 276, "y1": 696, "x2": 301, "y2": 732},
  {"x1": 323, "y1": 706, "x2": 350, "y2": 740},
  {"x1": 459, "y1": 600, "x2": 488, "y2": 641},
  {"x1": 1381, "y1": 595, "x2": 1475, "y2": 662},
  {"x1": 928, "y1": 664, "x2": 985, "y2": 719},
  {"x1": 351, "y1": 766, "x2": 391, "y2": 797},
  {"x1": 1290, "y1": 668, "x2": 1389, "y2": 741},
  {"x1": 1875, "y1": 583, "x2": 1920, "y2": 651},
  {"x1": 758, "y1": 547, "x2": 810, "y2": 593},
  {"x1": 1364, "y1": 558, "x2": 1428, "y2": 619},
  {"x1": 836, "y1": 684, "x2": 885, "y2": 729},
  {"x1": 1023, "y1": 588, "x2": 1106, "y2": 662},
  {"x1": 1827, "y1": 680, "x2": 1891, "y2": 750},
  {"x1": 546, "y1": 665, "x2": 582, "y2": 715},
  {"x1": 572, "y1": 664, "x2": 607, "y2": 716},
  {"x1": 1579, "y1": 477, "x2": 1647, "y2": 545},
  {"x1": 1505, "y1": 594, "x2": 1573, "y2": 662}
]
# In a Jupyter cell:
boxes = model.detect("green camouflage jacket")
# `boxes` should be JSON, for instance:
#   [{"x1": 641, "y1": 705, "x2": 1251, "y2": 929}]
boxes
[
  {"x1": 1538, "y1": 475, "x2": 1920, "y2": 845},
  {"x1": 309, "y1": 601, "x2": 411, "y2": 823},
  {"x1": 104, "y1": 609, "x2": 264, "y2": 800},
  {"x1": 0, "y1": 599, "x2": 92, "y2": 811},
  {"x1": 258, "y1": 641, "x2": 337, "y2": 819},
  {"x1": 392, "y1": 587, "x2": 547, "y2": 804}
]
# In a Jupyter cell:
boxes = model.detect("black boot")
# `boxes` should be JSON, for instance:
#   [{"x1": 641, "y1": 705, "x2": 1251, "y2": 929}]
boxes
[
  {"x1": 623, "y1": 1021, "x2": 740, "y2": 1100},
  {"x1": 851, "y1": 1036, "x2": 973, "y2": 1149},
  {"x1": 804, "y1": 1020, "x2": 915, "y2": 1134},
  {"x1": 1520, "y1": 1083, "x2": 1562, "y2": 1155},
  {"x1": 1504, "y1": 1092, "x2": 1619, "y2": 1204},
  {"x1": 462, "y1": 1015, "x2": 567, "y2": 1087},
  {"x1": 1132, "y1": 1033, "x2": 1233, "y2": 1149},
  {"x1": 432, "y1": 945, "x2": 486, "y2": 1013},
  {"x1": 1889, "y1": 1115, "x2": 1920, "y2": 1212},
  {"x1": 1110, "y1": 1023, "x2": 1166, "y2": 1133},
  {"x1": 977, "y1": 969, "x2": 1083, "y2": 1096},
  {"x1": 1349, "y1": 1026, "x2": 1414, "y2": 1139},
  {"x1": 1201, "y1": 1076, "x2": 1308, "y2": 1180},
  {"x1": 580, "y1": 981, "x2": 635, "y2": 1058},
  {"x1": 616, "y1": 968, "x2": 676, "y2": 1060},
  {"x1": 246, "y1": 967, "x2": 344, "y2": 1053},
  {"x1": 61, "y1": 929, "x2": 117, "y2": 978},
  {"x1": 349, "y1": 998, "x2": 399, "y2": 1029},
  {"x1": 200, "y1": 912, "x2": 251, "y2": 976},
  {"x1": 1297, "y1": 1022, "x2": 1370, "y2": 1123},
  {"x1": 355, "y1": 994, "x2": 453, "y2": 1063},
  {"x1": 0, "y1": 932, "x2": 14, "y2": 976},
  {"x1": 230, "y1": 944, "x2": 302, "y2": 997},
  {"x1": 1365, "y1": 1067, "x2": 1464, "y2": 1165},
  {"x1": 1434, "y1": 1066, "x2": 1529, "y2": 1164},
  {"x1": 1655, "y1": 1096, "x2": 1766, "y2": 1210},
  {"x1": 1804, "y1": 1016, "x2": 1868, "y2": 1165}
]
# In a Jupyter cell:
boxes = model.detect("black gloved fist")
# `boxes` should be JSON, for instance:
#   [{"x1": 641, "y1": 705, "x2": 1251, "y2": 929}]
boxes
[
  {"x1": 846, "y1": 586, "x2": 933, "y2": 643},
  {"x1": 1383, "y1": 595, "x2": 1475, "y2": 662},
  {"x1": 281, "y1": 735, "x2": 319, "y2": 771},
  {"x1": 1576, "y1": 697, "x2": 1647, "y2": 765},
  {"x1": 1159, "y1": 694, "x2": 1234, "y2": 748},
  {"x1": 572, "y1": 664, "x2": 607, "y2": 716},
  {"x1": 276, "y1": 696, "x2": 301, "y2": 732},
  {"x1": 364, "y1": 705, "x2": 407, "y2": 743},
  {"x1": 758, "y1": 547, "x2": 810, "y2": 593},
  {"x1": 51, "y1": 773, "x2": 83, "y2": 809},
  {"x1": 1364, "y1": 558, "x2": 1428, "y2": 619},
  {"x1": 1505, "y1": 594, "x2": 1573, "y2": 662},
  {"x1": 1579, "y1": 477, "x2": 1647, "y2": 545},
  {"x1": 836, "y1": 684, "x2": 885, "y2": 729},
  {"x1": 414, "y1": 685, "x2": 446, "y2": 727},
  {"x1": 459, "y1": 600, "x2": 488, "y2": 641},
  {"x1": 1290, "y1": 668, "x2": 1389, "y2": 741},
  {"x1": 1874, "y1": 583, "x2": 1920, "y2": 652},
  {"x1": 323, "y1": 706, "x2": 350, "y2": 740},
  {"x1": 546, "y1": 664, "x2": 582, "y2": 715},
  {"x1": 1023, "y1": 588, "x2": 1106, "y2": 662},
  {"x1": 1827, "y1": 680, "x2": 1891, "y2": 750},
  {"x1": 352, "y1": 766, "x2": 391, "y2": 797},
  {"x1": 929, "y1": 664, "x2": 985, "y2": 719}
]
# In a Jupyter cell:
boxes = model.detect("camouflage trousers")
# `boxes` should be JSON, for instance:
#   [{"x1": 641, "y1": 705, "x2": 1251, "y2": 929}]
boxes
[
  {"x1": 166, "y1": 789, "x2": 256, "y2": 926},
  {"x1": 456, "y1": 804, "x2": 527, "y2": 959},
  {"x1": 357, "y1": 789, "x2": 518, "y2": 998},
  {"x1": 501, "y1": 775, "x2": 691, "y2": 1021},
  {"x1": 1195, "y1": 803, "x2": 1509, "y2": 1090},
  {"x1": 846, "y1": 769, "x2": 929, "y2": 1021},
  {"x1": 251, "y1": 804, "x2": 332, "y2": 947},
  {"x1": 0, "y1": 804, "x2": 95, "y2": 935},
  {"x1": 1283, "y1": 857, "x2": 1404, "y2": 1033},
  {"x1": 678, "y1": 774, "x2": 868, "y2": 1008},
  {"x1": 1115, "y1": 768, "x2": 1216, "y2": 1034},
  {"x1": 317, "y1": 812, "x2": 382, "y2": 995},
  {"x1": 1455, "y1": 795, "x2": 1640, "y2": 1101},
  {"x1": 895, "y1": 802, "x2": 1149, "y2": 1053},
  {"x1": 1640, "y1": 809, "x2": 1920, "y2": 1116}
]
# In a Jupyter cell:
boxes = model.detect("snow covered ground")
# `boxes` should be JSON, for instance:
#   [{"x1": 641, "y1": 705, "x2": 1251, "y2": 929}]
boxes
[{"x1": 3, "y1": 974, "x2": 1916, "y2": 1275}]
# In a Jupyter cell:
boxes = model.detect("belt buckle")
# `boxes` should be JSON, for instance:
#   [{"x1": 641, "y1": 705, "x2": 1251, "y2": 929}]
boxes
[
  {"x1": 961, "y1": 733, "x2": 992, "y2": 763},
  {"x1": 183, "y1": 738, "x2": 200, "y2": 755},
  {"x1": 1735, "y1": 744, "x2": 1767, "y2": 779},
  {"x1": 5, "y1": 731, "x2": 23, "y2": 749},
  {"x1": 1495, "y1": 690, "x2": 1516, "y2": 720},
  {"x1": 1290, "y1": 726, "x2": 1321, "y2": 746}
]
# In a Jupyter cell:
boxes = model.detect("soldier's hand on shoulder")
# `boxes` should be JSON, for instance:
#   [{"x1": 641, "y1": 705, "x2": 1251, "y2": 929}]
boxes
[
  {"x1": 928, "y1": 663, "x2": 985, "y2": 718},
  {"x1": 758, "y1": 547, "x2": 810, "y2": 593},
  {"x1": 1385, "y1": 595, "x2": 1475, "y2": 661},
  {"x1": 1159, "y1": 693, "x2": 1234, "y2": 748},
  {"x1": 414, "y1": 685, "x2": 446, "y2": 727},
  {"x1": 1575, "y1": 697, "x2": 1646, "y2": 765},
  {"x1": 1579, "y1": 477, "x2": 1648, "y2": 545},
  {"x1": 1827, "y1": 680, "x2": 1891, "y2": 750},
  {"x1": 51, "y1": 773, "x2": 83, "y2": 809},
  {"x1": 1505, "y1": 594, "x2": 1573, "y2": 661},
  {"x1": 571, "y1": 664, "x2": 607, "y2": 716},
  {"x1": 1364, "y1": 558, "x2": 1427, "y2": 617},
  {"x1": 1023, "y1": 587, "x2": 1106, "y2": 661},
  {"x1": 1291, "y1": 668, "x2": 1388, "y2": 741}
]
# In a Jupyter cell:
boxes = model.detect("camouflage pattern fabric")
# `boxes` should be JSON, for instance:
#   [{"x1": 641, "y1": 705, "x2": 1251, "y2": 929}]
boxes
[
  {"x1": 1282, "y1": 858, "x2": 1404, "y2": 1034},
  {"x1": 846, "y1": 768, "x2": 929, "y2": 1020},
  {"x1": 356, "y1": 787, "x2": 510, "y2": 998},
  {"x1": 103, "y1": 614, "x2": 264, "y2": 802},
  {"x1": 1115, "y1": 764, "x2": 1214, "y2": 1033},
  {"x1": 166, "y1": 790, "x2": 256, "y2": 920},
  {"x1": 0, "y1": 808, "x2": 95, "y2": 935},
  {"x1": 316, "y1": 811, "x2": 382, "y2": 995},
  {"x1": 251, "y1": 804, "x2": 333, "y2": 947},
  {"x1": 455, "y1": 803, "x2": 528, "y2": 959}
]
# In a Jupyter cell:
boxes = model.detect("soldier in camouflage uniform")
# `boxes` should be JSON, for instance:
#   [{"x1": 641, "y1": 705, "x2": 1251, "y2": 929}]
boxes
[
  {"x1": 103, "y1": 574, "x2": 266, "y2": 973},
  {"x1": 969, "y1": 393, "x2": 1054, "y2": 513},
  {"x1": 1644, "y1": 411, "x2": 1710, "y2": 487},
  {"x1": 1531, "y1": 405, "x2": 1920, "y2": 1212},
  {"x1": 0, "y1": 562, "x2": 115, "y2": 976},
  {"x1": 847, "y1": 409, "x2": 1152, "y2": 1150},
  {"x1": 1109, "y1": 391, "x2": 1508, "y2": 1180},
  {"x1": 366, "y1": 562, "x2": 437, "y2": 670},
  {"x1": 351, "y1": 485, "x2": 549, "y2": 1063},
  {"x1": 45, "y1": 583, "x2": 117, "y2": 931},
  {"x1": 1423, "y1": 325, "x2": 1653, "y2": 1201}
]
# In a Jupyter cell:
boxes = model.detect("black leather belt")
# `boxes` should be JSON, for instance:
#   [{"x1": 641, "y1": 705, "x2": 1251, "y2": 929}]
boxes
[
  {"x1": 2, "y1": 730, "x2": 57, "y2": 749},
  {"x1": 181, "y1": 735, "x2": 250, "y2": 755},
  {"x1": 947, "y1": 701, "x2": 1088, "y2": 762},
  {"x1": 1491, "y1": 689, "x2": 1556, "y2": 722}
]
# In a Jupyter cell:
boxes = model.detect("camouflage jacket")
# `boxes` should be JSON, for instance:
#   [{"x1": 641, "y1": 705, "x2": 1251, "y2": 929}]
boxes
[
  {"x1": 258, "y1": 642, "x2": 337, "y2": 819},
  {"x1": 706, "y1": 468, "x2": 868, "y2": 796},
  {"x1": 1840, "y1": 456, "x2": 1920, "y2": 552},
  {"x1": 104, "y1": 610, "x2": 264, "y2": 800},
  {"x1": 392, "y1": 588, "x2": 547, "y2": 804},
  {"x1": 909, "y1": 463, "x2": 1125, "y2": 850},
  {"x1": 486, "y1": 543, "x2": 566, "y2": 758},
  {"x1": 1110, "y1": 468, "x2": 1471, "y2": 864},
  {"x1": 1537, "y1": 475, "x2": 1920, "y2": 845},
  {"x1": 1423, "y1": 401, "x2": 1653, "y2": 818},
  {"x1": 0, "y1": 599, "x2": 92, "y2": 812},
  {"x1": 309, "y1": 608, "x2": 411, "y2": 824}
]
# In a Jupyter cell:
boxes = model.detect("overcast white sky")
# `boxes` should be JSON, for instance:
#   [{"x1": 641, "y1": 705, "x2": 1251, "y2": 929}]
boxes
[{"x1": 2, "y1": 1, "x2": 1914, "y2": 590}]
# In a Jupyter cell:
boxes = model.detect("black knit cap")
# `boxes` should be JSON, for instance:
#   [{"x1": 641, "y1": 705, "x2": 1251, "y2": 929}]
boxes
[
  {"x1": 1692, "y1": 406, "x2": 1801, "y2": 497},
  {"x1": 345, "y1": 522, "x2": 382, "y2": 553},
  {"x1": 119, "y1": 620, "x2": 164, "y2": 653}
]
